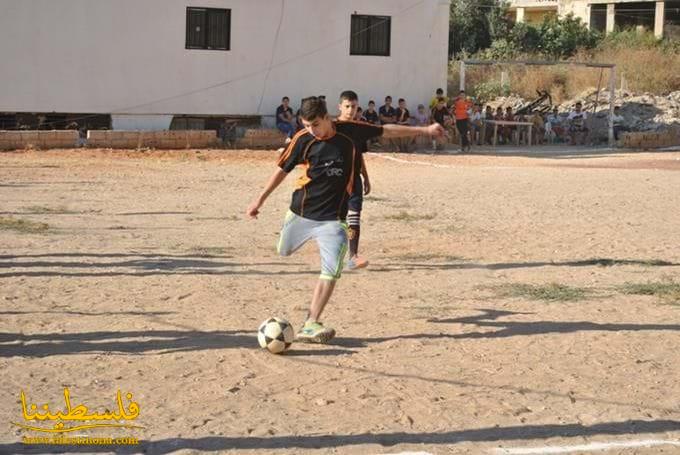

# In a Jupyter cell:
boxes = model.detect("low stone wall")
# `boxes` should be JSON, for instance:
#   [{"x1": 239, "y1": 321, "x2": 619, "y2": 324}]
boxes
[
  {"x1": 233, "y1": 128, "x2": 287, "y2": 149},
  {"x1": 87, "y1": 130, "x2": 218, "y2": 149},
  {"x1": 621, "y1": 128, "x2": 680, "y2": 149},
  {"x1": 0, "y1": 130, "x2": 79, "y2": 150}
]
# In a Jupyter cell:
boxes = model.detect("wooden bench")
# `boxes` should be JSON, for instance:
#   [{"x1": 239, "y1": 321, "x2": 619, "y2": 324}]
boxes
[{"x1": 486, "y1": 120, "x2": 534, "y2": 146}]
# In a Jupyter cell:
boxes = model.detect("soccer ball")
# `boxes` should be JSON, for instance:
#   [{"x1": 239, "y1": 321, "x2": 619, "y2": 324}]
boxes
[{"x1": 257, "y1": 317, "x2": 294, "y2": 354}]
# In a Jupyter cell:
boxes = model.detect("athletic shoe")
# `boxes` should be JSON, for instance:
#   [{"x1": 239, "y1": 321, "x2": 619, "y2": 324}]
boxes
[
  {"x1": 346, "y1": 255, "x2": 369, "y2": 270},
  {"x1": 296, "y1": 321, "x2": 336, "y2": 344}
]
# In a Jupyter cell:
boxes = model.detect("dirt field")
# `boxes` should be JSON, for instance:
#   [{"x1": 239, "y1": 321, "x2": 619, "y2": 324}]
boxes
[{"x1": 1, "y1": 148, "x2": 680, "y2": 455}]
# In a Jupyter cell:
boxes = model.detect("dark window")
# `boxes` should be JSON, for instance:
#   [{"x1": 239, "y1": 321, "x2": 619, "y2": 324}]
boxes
[
  {"x1": 186, "y1": 7, "x2": 230, "y2": 50},
  {"x1": 615, "y1": 2, "x2": 655, "y2": 31},
  {"x1": 665, "y1": 1, "x2": 680, "y2": 39},
  {"x1": 350, "y1": 14, "x2": 391, "y2": 56},
  {"x1": 590, "y1": 4, "x2": 607, "y2": 33}
]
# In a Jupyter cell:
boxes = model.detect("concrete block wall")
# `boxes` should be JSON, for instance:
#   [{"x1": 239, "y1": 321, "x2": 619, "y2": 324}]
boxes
[
  {"x1": 233, "y1": 128, "x2": 287, "y2": 149},
  {"x1": 0, "y1": 130, "x2": 79, "y2": 150},
  {"x1": 621, "y1": 128, "x2": 680, "y2": 149},
  {"x1": 87, "y1": 130, "x2": 218, "y2": 149}
]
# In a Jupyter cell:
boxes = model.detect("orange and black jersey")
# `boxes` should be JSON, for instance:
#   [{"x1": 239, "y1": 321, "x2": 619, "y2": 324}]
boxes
[{"x1": 277, "y1": 121, "x2": 383, "y2": 221}]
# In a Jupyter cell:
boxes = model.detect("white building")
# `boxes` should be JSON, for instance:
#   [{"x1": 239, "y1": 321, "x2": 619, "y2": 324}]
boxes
[
  {"x1": 507, "y1": 0, "x2": 680, "y2": 39},
  {"x1": 0, "y1": 0, "x2": 451, "y2": 130}
]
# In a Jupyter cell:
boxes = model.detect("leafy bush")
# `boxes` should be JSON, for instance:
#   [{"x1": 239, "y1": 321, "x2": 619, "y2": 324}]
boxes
[{"x1": 472, "y1": 80, "x2": 511, "y2": 103}]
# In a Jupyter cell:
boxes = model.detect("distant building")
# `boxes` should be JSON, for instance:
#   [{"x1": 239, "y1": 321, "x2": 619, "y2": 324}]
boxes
[
  {"x1": 0, "y1": 0, "x2": 451, "y2": 130},
  {"x1": 507, "y1": 0, "x2": 680, "y2": 39}
]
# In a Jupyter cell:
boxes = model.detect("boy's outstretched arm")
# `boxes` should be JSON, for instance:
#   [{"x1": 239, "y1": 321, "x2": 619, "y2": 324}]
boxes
[
  {"x1": 382, "y1": 123, "x2": 446, "y2": 139},
  {"x1": 246, "y1": 168, "x2": 288, "y2": 219}
]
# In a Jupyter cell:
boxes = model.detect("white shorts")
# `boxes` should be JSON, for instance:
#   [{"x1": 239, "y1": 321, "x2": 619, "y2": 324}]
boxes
[{"x1": 277, "y1": 210, "x2": 348, "y2": 280}]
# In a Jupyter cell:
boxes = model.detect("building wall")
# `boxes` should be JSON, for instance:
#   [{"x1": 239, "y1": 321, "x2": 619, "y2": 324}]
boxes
[
  {"x1": 525, "y1": 8, "x2": 559, "y2": 23},
  {"x1": 0, "y1": 0, "x2": 450, "y2": 119}
]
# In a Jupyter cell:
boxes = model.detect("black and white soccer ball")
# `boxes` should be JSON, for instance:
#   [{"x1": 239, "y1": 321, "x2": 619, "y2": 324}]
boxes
[{"x1": 257, "y1": 317, "x2": 294, "y2": 354}]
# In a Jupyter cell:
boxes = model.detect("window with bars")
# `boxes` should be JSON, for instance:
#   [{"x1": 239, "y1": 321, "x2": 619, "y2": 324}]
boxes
[
  {"x1": 186, "y1": 7, "x2": 231, "y2": 50},
  {"x1": 350, "y1": 14, "x2": 391, "y2": 56}
]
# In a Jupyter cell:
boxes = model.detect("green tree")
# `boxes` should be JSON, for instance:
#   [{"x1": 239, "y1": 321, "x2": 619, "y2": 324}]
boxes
[
  {"x1": 449, "y1": 0, "x2": 512, "y2": 56},
  {"x1": 536, "y1": 14, "x2": 601, "y2": 58}
]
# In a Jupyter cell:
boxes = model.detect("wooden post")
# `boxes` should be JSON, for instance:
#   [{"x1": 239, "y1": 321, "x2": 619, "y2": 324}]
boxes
[{"x1": 608, "y1": 66, "x2": 616, "y2": 146}]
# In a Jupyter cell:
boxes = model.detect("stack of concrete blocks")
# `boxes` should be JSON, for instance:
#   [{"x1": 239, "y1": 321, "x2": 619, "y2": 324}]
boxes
[
  {"x1": 621, "y1": 127, "x2": 680, "y2": 149},
  {"x1": 0, "y1": 130, "x2": 79, "y2": 150},
  {"x1": 234, "y1": 129, "x2": 287, "y2": 149},
  {"x1": 87, "y1": 130, "x2": 218, "y2": 149}
]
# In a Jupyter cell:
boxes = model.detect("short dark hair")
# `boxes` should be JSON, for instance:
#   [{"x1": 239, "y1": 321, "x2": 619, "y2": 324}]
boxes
[
  {"x1": 299, "y1": 96, "x2": 328, "y2": 121},
  {"x1": 368, "y1": 100, "x2": 375, "y2": 105},
  {"x1": 339, "y1": 90, "x2": 358, "y2": 102},
  {"x1": 318, "y1": 95, "x2": 326, "y2": 100},
  {"x1": 398, "y1": 98, "x2": 405, "y2": 103},
  {"x1": 385, "y1": 96, "x2": 392, "y2": 101},
  {"x1": 282, "y1": 96, "x2": 289, "y2": 102},
  {"x1": 436, "y1": 88, "x2": 444, "y2": 94}
]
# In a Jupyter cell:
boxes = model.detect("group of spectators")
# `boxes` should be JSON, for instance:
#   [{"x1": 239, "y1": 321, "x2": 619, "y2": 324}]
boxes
[{"x1": 276, "y1": 90, "x2": 630, "y2": 150}]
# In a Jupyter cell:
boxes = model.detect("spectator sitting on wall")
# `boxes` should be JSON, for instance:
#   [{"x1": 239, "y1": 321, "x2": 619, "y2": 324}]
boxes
[
  {"x1": 545, "y1": 106, "x2": 564, "y2": 142},
  {"x1": 355, "y1": 106, "x2": 365, "y2": 122},
  {"x1": 379, "y1": 96, "x2": 397, "y2": 125},
  {"x1": 411, "y1": 104, "x2": 431, "y2": 151},
  {"x1": 529, "y1": 109, "x2": 545, "y2": 145},
  {"x1": 429, "y1": 87, "x2": 449, "y2": 110},
  {"x1": 412, "y1": 104, "x2": 430, "y2": 126},
  {"x1": 493, "y1": 106, "x2": 505, "y2": 144},
  {"x1": 470, "y1": 104, "x2": 483, "y2": 146},
  {"x1": 503, "y1": 106, "x2": 516, "y2": 144},
  {"x1": 364, "y1": 101, "x2": 379, "y2": 125},
  {"x1": 567, "y1": 101, "x2": 589, "y2": 145},
  {"x1": 483, "y1": 105, "x2": 494, "y2": 145},
  {"x1": 276, "y1": 96, "x2": 296, "y2": 141},
  {"x1": 394, "y1": 98, "x2": 412, "y2": 152},
  {"x1": 395, "y1": 98, "x2": 410, "y2": 125}
]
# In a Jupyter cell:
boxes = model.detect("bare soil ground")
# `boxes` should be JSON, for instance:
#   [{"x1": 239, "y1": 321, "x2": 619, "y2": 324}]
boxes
[{"x1": 1, "y1": 148, "x2": 680, "y2": 455}]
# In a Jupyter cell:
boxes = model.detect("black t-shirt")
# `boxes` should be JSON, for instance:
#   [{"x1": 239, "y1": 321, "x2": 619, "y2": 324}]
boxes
[
  {"x1": 277, "y1": 121, "x2": 383, "y2": 221},
  {"x1": 379, "y1": 105, "x2": 397, "y2": 124},
  {"x1": 432, "y1": 106, "x2": 448, "y2": 126},
  {"x1": 364, "y1": 110, "x2": 379, "y2": 124},
  {"x1": 395, "y1": 108, "x2": 410, "y2": 123},
  {"x1": 276, "y1": 105, "x2": 293, "y2": 123}
]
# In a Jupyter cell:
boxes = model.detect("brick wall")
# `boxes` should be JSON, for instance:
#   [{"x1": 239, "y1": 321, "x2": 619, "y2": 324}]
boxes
[{"x1": 0, "y1": 130, "x2": 78, "y2": 150}]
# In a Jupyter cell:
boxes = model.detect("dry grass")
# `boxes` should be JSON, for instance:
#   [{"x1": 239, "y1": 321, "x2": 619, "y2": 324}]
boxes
[
  {"x1": 487, "y1": 283, "x2": 592, "y2": 302},
  {"x1": 450, "y1": 43, "x2": 680, "y2": 103},
  {"x1": 619, "y1": 279, "x2": 680, "y2": 305},
  {"x1": 0, "y1": 217, "x2": 49, "y2": 233},
  {"x1": 383, "y1": 211, "x2": 437, "y2": 222}
]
